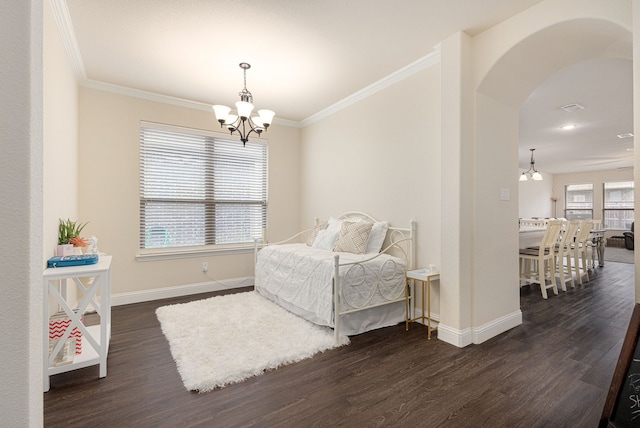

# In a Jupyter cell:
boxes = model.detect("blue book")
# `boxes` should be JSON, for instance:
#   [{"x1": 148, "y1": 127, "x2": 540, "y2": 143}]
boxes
[{"x1": 48, "y1": 254, "x2": 99, "y2": 268}]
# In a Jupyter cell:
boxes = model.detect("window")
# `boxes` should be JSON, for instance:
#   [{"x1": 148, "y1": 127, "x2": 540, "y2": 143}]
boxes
[
  {"x1": 603, "y1": 181, "x2": 634, "y2": 230},
  {"x1": 139, "y1": 122, "x2": 267, "y2": 250},
  {"x1": 565, "y1": 183, "x2": 593, "y2": 220}
]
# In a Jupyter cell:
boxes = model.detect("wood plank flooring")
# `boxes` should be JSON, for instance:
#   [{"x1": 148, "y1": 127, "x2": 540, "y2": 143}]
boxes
[{"x1": 44, "y1": 262, "x2": 635, "y2": 427}]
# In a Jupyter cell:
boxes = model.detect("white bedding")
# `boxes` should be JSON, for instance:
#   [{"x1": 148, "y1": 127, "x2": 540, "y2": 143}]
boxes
[{"x1": 254, "y1": 243, "x2": 407, "y2": 329}]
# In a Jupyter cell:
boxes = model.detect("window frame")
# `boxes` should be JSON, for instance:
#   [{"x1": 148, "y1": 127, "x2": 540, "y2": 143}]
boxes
[
  {"x1": 564, "y1": 183, "x2": 594, "y2": 220},
  {"x1": 137, "y1": 121, "x2": 268, "y2": 261},
  {"x1": 602, "y1": 180, "x2": 634, "y2": 231}
]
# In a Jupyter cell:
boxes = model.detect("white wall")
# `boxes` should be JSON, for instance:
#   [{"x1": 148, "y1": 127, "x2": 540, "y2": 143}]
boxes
[
  {"x1": 77, "y1": 87, "x2": 301, "y2": 300},
  {"x1": 300, "y1": 64, "x2": 442, "y2": 314},
  {"x1": 472, "y1": 93, "x2": 521, "y2": 337},
  {"x1": 1, "y1": 1, "x2": 43, "y2": 426},
  {"x1": 518, "y1": 171, "x2": 554, "y2": 218},
  {"x1": 439, "y1": 30, "x2": 474, "y2": 343},
  {"x1": 43, "y1": 1, "x2": 80, "y2": 258}
]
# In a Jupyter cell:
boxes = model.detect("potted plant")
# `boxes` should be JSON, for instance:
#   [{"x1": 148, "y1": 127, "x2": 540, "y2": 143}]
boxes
[{"x1": 57, "y1": 219, "x2": 89, "y2": 256}]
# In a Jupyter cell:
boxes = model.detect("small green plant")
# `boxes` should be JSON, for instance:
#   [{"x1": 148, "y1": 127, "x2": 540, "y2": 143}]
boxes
[{"x1": 58, "y1": 218, "x2": 88, "y2": 245}]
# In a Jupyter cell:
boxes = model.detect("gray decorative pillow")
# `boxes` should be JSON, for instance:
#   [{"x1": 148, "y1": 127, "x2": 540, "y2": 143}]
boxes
[
  {"x1": 306, "y1": 222, "x2": 328, "y2": 246},
  {"x1": 333, "y1": 221, "x2": 373, "y2": 254}
]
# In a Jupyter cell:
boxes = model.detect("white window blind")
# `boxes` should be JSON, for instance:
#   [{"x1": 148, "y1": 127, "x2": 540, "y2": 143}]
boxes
[
  {"x1": 139, "y1": 123, "x2": 267, "y2": 250},
  {"x1": 603, "y1": 181, "x2": 634, "y2": 230},
  {"x1": 565, "y1": 183, "x2": 593, "y2": 220}
]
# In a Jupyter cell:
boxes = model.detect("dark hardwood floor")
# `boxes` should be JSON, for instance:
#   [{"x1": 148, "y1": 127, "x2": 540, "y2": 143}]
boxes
[{"x1": 44, "y1": 262, "x2": 635, "y2": 427}]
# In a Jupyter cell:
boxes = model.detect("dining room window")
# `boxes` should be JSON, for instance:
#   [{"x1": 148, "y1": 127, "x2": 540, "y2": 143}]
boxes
[
  {"x1": 603, "y1": 181, "x2": 634, "y2": 230},
  {"x1": 139, "y1": 121, "x2": 267, "y2": 250},
  {"x1": 565, "y1": 183, "x2": 593, "y2": 220}
]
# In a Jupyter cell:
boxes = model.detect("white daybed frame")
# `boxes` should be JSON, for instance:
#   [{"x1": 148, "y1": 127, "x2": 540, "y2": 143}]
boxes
[{"x1": 254, "y1": 212, "x2": 416, "y2": 343}]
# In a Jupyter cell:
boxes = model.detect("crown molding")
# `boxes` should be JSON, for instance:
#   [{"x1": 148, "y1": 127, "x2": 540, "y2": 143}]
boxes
[
  {"x1": 49, "y1": 0, "x2": 86, "y2": 80},
  {"x1": 81, "y1": 79, "x2": 214, "y2": 111},
  {"x1": 299, "y1": 50, "x2": 441, "y2": 127},
  {"x1": 54, "y1": 0, "x2": 439, "y2": 130},
  {"x1": 80, "y1": 79, "x2": 301, "y2": 128}
]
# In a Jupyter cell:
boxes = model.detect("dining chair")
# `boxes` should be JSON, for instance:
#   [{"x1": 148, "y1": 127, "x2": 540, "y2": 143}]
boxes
[
  {"x1": 519, "y1": 219, "x2": 563, "y2": 299},
  {"x1": 555, "y1": 220, "x2": 580, "y2": 291},
  {"x1": 570, "y1": 219, "x2": 593, "y2": 286},
  {"x1": 586, "y1": 219, "x2": 603, "y2": 268}
]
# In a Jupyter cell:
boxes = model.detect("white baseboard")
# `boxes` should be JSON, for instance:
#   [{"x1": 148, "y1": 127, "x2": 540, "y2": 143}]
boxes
[
  {"x1": 111, "y1": 276, "x2": 254, "y2": 306},
  {"x1": 437, "y1": 309, "x2": 523, "y2": 348},
  {"x1": 472, "y1": 310, "x2": 523, "y2": 344},
  {"x1": 437, "y1": 324, "x2": 474, "y2": 347}
]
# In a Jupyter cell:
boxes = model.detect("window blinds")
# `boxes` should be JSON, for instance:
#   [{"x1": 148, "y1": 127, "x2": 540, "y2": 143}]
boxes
[
  {"x1": 139, "y1": 123, "x2": 267, "y2": 249},
  {"x1": 603, "y1": 181, "x2": 634, "y2": 229}
]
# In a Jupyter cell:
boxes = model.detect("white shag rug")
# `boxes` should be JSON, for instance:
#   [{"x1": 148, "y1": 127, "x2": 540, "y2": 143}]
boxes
[{"x1": 156, "y1": 291, "x2": 349, "y2": 392}]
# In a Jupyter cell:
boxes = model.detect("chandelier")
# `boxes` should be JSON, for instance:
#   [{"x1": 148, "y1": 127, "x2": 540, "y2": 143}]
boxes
[
  {"x1": 212, "y1": 63, "x2": 275, "y2": 146},
  {"x1": 519, "y1": 148, "x2": 543, "y2": 181}
]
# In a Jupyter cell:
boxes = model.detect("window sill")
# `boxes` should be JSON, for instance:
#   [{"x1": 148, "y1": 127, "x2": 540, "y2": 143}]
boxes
[{"x1": 136, "y1": 244, "x2": 258, "y2": 262}]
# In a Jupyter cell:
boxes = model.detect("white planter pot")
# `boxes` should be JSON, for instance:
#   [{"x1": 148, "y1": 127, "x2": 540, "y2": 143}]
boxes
[{"x1": 56, "y1": 244, "x2": 74, "y2": 256}]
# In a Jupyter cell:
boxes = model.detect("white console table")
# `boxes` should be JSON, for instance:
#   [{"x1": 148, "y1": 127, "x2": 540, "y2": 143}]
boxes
[{"x1": 43, "y1": 255, "x2": 112, "y2": 392}]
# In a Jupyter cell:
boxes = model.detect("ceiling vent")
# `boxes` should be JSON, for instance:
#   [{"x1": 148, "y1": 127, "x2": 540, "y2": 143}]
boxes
[{"x1": 560, "y1": 103, "x2": 585, "y2": 113}]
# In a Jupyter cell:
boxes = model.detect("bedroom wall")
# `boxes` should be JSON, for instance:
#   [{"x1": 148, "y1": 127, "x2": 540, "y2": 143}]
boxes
[
  {"x1": 77, "y1": 87, "x2": 301, "y2": 299},
  {"x1": 299, "y1": 64, "x2": 442, "y2": 314},
  {"x1": 44, "y1": 1, "x2": 80, "y2": 258},
  {"x1": 44, "y1": 1, "x2": 81, "y2": 315}
]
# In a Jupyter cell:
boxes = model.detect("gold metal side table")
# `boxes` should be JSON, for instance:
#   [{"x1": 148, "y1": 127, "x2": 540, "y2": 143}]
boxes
[{"x1": 406, "y1": 268, "x2": 440, "y2": 340}]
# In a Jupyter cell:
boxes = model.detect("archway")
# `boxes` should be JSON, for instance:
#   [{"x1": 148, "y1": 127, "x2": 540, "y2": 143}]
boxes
[{"x1": 438, "y1": 6, "x2": 633, "y2": 347}]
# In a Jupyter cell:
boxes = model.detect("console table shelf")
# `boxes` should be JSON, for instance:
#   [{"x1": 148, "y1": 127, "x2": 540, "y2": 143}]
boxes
[{"x1": 43, "y1": 255, "x2": 112, "y2": 392}]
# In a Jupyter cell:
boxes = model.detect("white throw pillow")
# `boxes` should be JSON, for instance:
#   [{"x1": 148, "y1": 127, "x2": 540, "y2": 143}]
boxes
[
  {"x1": 311, "y1": 219, "x2": 339, "y2": 250},
  {"x1": 366, "y1": 221, "x2": 388, "y2": 253},
  {"x1": 306, "y1": 222, "x2": 328, "y2": 246}
]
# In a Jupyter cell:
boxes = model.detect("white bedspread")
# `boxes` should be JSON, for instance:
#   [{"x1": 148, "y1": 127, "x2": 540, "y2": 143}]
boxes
[{"x1": 255, "y1": 243, "x2": 406, "y2": 327}]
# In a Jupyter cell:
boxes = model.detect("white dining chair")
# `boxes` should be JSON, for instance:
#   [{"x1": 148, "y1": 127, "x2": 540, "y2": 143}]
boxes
[
  {"x1": 555, "y1": 220, "x2": 580, "y2": 291},
  {"x1": 586, "y1": 219, "x2": 602, "y2": 269},
  {"x1": 519, "y1": 219, "x2": 563, "y2": 299},
  {"x1": 570, "y1": 219, "x2": 593, "y2": 286}
]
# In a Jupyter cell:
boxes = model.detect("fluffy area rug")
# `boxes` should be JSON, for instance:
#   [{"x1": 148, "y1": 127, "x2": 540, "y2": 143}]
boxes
[{"x1": 156, "y1": 291, "x2": 349, "y2": 392}]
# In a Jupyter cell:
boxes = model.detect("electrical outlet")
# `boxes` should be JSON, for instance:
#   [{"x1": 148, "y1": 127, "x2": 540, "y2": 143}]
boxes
[{"x1": 202, "y1": 262, "x2": 208, "y2": 272}]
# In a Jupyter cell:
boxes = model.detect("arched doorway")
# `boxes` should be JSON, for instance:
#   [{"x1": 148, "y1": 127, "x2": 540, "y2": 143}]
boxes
[{"x1": 438, "y1": 7, "x2": 633, "y2": 347}]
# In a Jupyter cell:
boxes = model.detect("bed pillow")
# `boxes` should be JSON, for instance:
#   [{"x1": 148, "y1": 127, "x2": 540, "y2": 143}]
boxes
[
  {"x1": 312, "y1": 218, "x2": 342, "y2": 250},
  {"x1": 366, "y1": 221, "x2": 388, "y2": 253},
  {"x1": 306, "y1": 222, "x2": 328, "y2": 246},
  {"x1": 333, "y1": 221, "x2": 373, "y2": 254}
]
